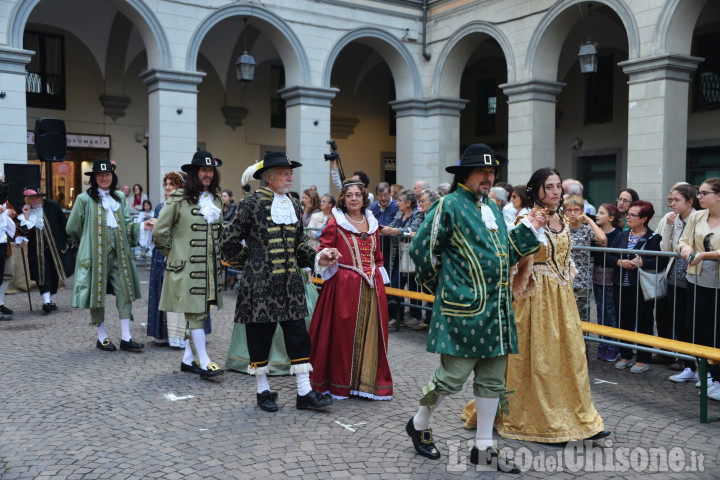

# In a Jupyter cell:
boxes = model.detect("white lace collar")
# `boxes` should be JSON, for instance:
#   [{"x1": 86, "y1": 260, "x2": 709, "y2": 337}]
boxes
[
  {"x1": 21, "y1": 205, "x2": 44, "y2": 230},
  {"x1": 198, "y1": 192, "x2": 221, "y2": 224},
  {"x1": 331, "y1": 206, "x2": 378, "y2": 234},
  {"x1": 270, "y1": 191, "x2": 298, "y2": 225}
]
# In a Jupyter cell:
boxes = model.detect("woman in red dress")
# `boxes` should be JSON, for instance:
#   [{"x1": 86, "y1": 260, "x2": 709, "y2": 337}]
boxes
[{"x1": 309, "y1": 179, "x2": 393, "y2": 400}]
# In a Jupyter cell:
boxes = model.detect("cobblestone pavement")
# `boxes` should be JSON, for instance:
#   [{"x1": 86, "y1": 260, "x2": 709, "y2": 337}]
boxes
[{"x1": 1, "y1": 266, "x2": 719, "y2": 479}]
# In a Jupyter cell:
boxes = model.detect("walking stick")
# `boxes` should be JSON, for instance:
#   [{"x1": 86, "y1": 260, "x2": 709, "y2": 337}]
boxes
[{"x1": 19, "y1": 243, "x2": 32, "y2": 311}]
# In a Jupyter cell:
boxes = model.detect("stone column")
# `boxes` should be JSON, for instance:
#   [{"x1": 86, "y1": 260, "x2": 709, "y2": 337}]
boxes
[
  {"x1": 619, "y1": 54, "x2": 703, "y2": 219},
  {"x1": 390, "y1": 97, "x2": 467, "y2": 188},
  {"x1": 279, "y1": 86, "x2": 338, "y2": 194},
  {"x1": 500, "y1": 80, "x2": 565, "y2": 186},
  {"x1": 140, "y1": 69, "x2": 205, "y2": 204},
  {"x1": 0, "y1": 47, "x2": 33, "y2": 168}
]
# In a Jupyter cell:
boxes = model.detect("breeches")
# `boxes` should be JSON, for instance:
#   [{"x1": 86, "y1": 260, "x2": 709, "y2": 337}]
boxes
[
  {"x1": 89, "y1": 248, "x2": 133, "y2": 326},
  {"x1": 245, "y1": 318, "x2": 311, "y2": 368},
  {"x1": 431, "y1": 354, "x2": 508, "y2": 398}
]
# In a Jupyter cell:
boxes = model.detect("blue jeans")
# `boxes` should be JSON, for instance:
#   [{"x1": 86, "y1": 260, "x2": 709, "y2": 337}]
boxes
[{"x1": 593, "y1": 283, "x2": 617, "y2": 343}]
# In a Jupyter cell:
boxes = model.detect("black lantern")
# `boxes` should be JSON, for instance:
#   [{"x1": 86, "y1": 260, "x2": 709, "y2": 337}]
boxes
[
  {"x1": 578, "y1": 41, "x2": 599, "y2": 74},
  {"x1": 235, "y1": 18, "x2": 255, "y2": 82},
  {"x1": 577, "y1": 3, "x2": 598, "y2": 75}
]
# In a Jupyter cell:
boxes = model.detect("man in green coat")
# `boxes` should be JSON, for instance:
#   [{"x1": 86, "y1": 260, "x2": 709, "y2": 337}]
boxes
[
  {"x1": 66, "y1": 159, "x2": 143, "y2": 352},
  {"x1": 153, "y1": 151, "x2": 224, "y2": 379},
  {"x1": 404, "y1": 144, "x2": 548, "y2": 472}
]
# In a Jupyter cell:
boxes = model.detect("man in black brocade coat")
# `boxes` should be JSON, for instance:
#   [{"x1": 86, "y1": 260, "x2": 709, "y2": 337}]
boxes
[
  {"x1": 17, "y1": 186, "x2": 68, "y2": 313},
  {"x1": 220, "y1": 152, "x2": 339, "y2": 413}
]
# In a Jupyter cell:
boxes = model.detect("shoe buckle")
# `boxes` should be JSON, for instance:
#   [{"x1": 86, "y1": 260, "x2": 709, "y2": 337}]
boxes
[
  {"x1": 207, "y1": 362, "x2": 220, "y2": 372},
  {"x1": 101, "y1": 339, "x2": 110, "y2": 346},
  {"x1": 420, "y1": 429, "x2": 434, "y2": 444}
]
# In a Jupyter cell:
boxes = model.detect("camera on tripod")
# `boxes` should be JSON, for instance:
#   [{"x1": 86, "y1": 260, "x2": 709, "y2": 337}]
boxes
[
  {"x1": 323, "y1": 140, "x2": 339, "y2": 162},
  {"x1": 323, "y1": 139, "x2": 345, "y2": 182}
]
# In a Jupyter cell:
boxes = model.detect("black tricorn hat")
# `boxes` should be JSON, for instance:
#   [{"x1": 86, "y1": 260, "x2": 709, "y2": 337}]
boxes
[
  {"x1": 84, "y1": 158, "x2": 116, "y2": 176},
  {"x1": 253, "y1": 152, "x2": 302, "y2": 180},
  {"x1": 181, "y1": 150, "x2": 223, "y2": 172},
  {"x1": 445, "y1": 143, "x2": 509, "y2": 174}
]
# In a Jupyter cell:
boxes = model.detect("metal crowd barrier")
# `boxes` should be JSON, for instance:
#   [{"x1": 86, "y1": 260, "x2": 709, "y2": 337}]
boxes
[{"x1": 222, "y1": 224, "x2": 720, "y2": 423}]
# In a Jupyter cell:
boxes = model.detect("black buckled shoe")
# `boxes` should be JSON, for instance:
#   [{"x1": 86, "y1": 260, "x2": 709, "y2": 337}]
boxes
[
  {"x1": 588, "y1": 430, "x2": 612, "y2": 440},
  {"x1": 96, "y1": 338, "x2": 117, "y2": 351},
  {"x1": 296, "y1": 390, "x2": 332, "y2": 410},
  {"x1": 42, "y1": 303, "x2": 53, "y2": 313},
  {"x1": 50, "y1": 302, "x2": 58, "y2": 311},
  {"x1": 257, "y1": 390, "x2": 279, "y2": 412},
  {"x1": 0, "y1": 305, "x2": 13, "y2": 315},
  {"x1": 119, "y1": 338, "x2": 144, "y2": 351},
  {"x1": 199, "y1": 362, "x2": 223, "y2": 379},
  {"x1": 470, "y1": 446, "x2": 520, "y2": 474},
  {"x1": 180, "y1": 361, "x2": 202, "y2": 374},
  {"x1": 405, "y1": 418, "x2": 441, "y2": 460}
]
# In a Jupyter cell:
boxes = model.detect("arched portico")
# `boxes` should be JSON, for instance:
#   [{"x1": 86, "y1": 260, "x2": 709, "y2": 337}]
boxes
[
  {"x1": 432, "y1": 21, "x2": 515, "y2": 98},
  {"x1": 8, "y1": 0, "x2": 170, "y2": 68},
  {"x1": 525, "y1": 0, "x2": 640, "y2": 80},
  {"x1": 322, "y1": 27, "x2": 421, "y2": 100},
  {"x1": 186, "y1": 4, "x2": 310, "y2": 87},
  {"x1": 652, "y1": 0, "x2": 707, "y2": 55}
]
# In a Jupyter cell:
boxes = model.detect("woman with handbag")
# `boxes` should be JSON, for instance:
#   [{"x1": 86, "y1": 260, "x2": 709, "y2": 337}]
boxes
[
  {"x1": 677, "y1": 177, "x2": 720, "y2": 398},
  {"x1": 380, "y1": 189, "x2": 423, "y2": 326},
  {"x1": 606, "y1": 200, "x2": 664, "y2": 373}
]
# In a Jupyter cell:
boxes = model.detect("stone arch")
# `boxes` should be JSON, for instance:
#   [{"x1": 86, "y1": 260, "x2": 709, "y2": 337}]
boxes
[
  {"x1": 432, "y1": 21, "x2": 515, "y2": 98},
  {"x1": 8, "y1": 0, "x2": 171, "y2": 69},
  {"x1": 187, "y1": 4, "x2": 310, "y2": 86},
  {"x1": 525, "y1": 0, "x2": 640, "y2": 80},
  {"x1": 653, "y1": 0, "x2": 707, "y2": 55},
  {"x1": 322, "y1": 27, "x2": 421, "y2": 99}
]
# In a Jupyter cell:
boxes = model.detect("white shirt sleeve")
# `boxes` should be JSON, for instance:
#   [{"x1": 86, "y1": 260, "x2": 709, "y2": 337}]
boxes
[{"x1": 331, "y1": 169, "x2": 343, "y2": 191}]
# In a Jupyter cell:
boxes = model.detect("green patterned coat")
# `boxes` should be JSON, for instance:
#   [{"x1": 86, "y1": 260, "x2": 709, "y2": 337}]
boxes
[
  {"x1": 152, "y1": 189, "x2": 224, "y2": 314},
  {"x1": 410, "y1": 185, "x2": 540, "y2": 358},
  {"x1": 66, "y1": 191, "x2": 141, "y2": 310}
]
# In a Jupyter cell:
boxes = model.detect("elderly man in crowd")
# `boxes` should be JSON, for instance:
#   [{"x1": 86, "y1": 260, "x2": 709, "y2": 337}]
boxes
[
  {"x1": 563, "y1": 178, "x2": 596, "y2": 216},
  {"x1": 413, "y1": 180, "x2": 430, "y2": 210}
]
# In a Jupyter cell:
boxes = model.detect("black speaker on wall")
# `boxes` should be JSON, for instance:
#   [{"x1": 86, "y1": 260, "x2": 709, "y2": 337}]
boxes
[
  {"x1": 34, "y1": 118, "x2": 67, "y2": 162},
  {"x1": 4, "y1": 163, "x2": 41, "y2": 211}
]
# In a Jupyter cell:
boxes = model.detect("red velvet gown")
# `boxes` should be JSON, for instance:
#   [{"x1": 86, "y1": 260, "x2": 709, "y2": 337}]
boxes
[{"x1": 309, "y1": 209, "x2": 393, "y2": 400}]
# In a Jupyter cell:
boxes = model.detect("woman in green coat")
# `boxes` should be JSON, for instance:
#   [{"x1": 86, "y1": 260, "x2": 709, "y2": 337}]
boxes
[{"x1": 66, "y1": 159, "x2": 143, "y2": 352}]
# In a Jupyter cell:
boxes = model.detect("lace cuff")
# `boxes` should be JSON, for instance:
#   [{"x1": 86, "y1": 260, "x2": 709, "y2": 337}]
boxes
[{"x1": 315, "y1": 248, "x2": 334, "y2": 279}]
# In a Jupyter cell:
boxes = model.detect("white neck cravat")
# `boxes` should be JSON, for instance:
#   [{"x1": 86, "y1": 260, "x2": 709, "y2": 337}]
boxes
[
  {"x1": 98, "y1": 188, "x2": 119, "y2": 229},
  {"x1": 479, "y1": 200, "x2": 499, "y2": 231},
  {"x1": 270, "y1": 192, "x2": 298, "y2": 225},
  {"x1": 26, "y1": 206, "x2": 45, "y2": 231},
  {"x1": 198, "y1": 192, "x2": 221, "y2": 224}
]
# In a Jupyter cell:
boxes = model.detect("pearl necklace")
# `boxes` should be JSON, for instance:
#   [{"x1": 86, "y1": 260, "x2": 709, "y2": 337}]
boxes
[{"x1": 346, "y1": 213, "x2": 365, "y2": 225}]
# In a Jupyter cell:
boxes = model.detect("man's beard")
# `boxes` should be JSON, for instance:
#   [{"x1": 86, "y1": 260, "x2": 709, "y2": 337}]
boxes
[{"x1": 277, "y1": 185, "x2": 292, "y2": 195}]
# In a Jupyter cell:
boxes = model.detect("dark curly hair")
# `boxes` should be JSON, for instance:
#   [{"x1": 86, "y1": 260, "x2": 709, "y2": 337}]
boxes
[
  {"x1": 337, "y1": 179, "x2": 369, "y2": 214},
  {"x1": 526, "y1": 168, "x2": 563, "y2": 209},
  {"x1": 88, "y1": 172, "x2": 120, "y2": 204},
  {"x1": 183, "y1": 166, "x2": 220, "y2": 205}
]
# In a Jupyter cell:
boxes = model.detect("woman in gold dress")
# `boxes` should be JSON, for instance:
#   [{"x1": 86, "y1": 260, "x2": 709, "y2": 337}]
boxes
[{"x1": 463, "y1": 168, "x2": 610, "y2": 443}]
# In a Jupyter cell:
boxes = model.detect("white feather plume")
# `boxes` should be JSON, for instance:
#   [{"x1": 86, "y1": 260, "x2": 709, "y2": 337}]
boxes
[{"x1": 241, "y1": 162, "x2": 261, "y2": 187}]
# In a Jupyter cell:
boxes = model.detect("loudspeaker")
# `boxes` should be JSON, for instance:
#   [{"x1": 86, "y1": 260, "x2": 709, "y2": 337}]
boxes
[
  {"x1": 4, "y1": 163, "x2": 41, "y2": 211},
  {"x1": 34, "y1": 118, "x2": 67, "y2": 162}
]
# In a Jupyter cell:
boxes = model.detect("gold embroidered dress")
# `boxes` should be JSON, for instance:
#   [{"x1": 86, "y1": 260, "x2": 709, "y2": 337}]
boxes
[{"x1": 493, "y1": 217, "x2": 604, "y2": 442}]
